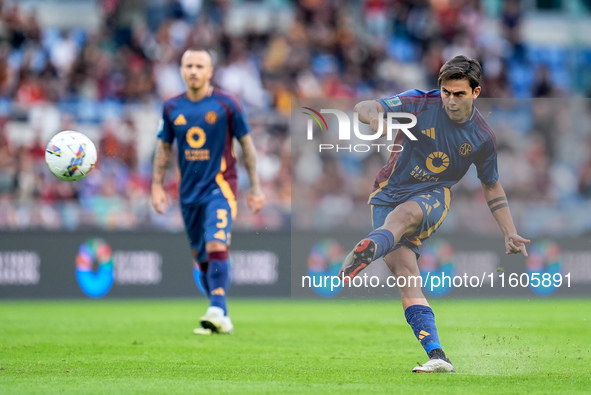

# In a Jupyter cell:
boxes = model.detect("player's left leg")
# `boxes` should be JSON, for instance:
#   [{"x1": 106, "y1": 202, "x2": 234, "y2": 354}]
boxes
[
  {"x1": 197, "y1": 260, "x2": 210, "y2": 296},
  {"x1": 388, "y1": 188, "x2": 453, "y2": 372},
  {"x1": 199, "y1": 195, "x2": 235, "y2": 334},
  {"x1": 191, "y1": 240, "x2": 210, "y2": 297},
  {"x1": 383, "y1": 247, "x2": 454, "y2": 373},
  {"x1": 192, "y1": 255, "x2": 212, "y2": 334}
]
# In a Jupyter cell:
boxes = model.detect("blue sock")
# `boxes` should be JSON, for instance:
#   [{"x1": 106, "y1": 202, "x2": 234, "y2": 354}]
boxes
[
  {"x1": 207, "y1": 251, "x2": 229, "y2": 315},
  {"x1": 366, "y1": 229, "x2": 396, "y2": 259},
  {"x1": 404, "y1": 305, "x2": 442, "y2": 356},
  {"x1": 198, "y1": 262, "x2": 210, "y2": 296}
]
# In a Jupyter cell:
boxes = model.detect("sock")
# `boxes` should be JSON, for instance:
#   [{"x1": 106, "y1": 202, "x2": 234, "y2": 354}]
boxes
[
  {"x1": 198, "y1": 261, "x2": 210, "y2": 296},
  {"x1": 404, "y1": 304, "x2": 442, "y2": 356},
  {"x1": 366, "y1": 229, "x2": 396, "y2": 259},
  {"x1": 207, "y1": 251, "x2": 229, "y2": 315},
  {"x1": 428, "y1": 348, "x2": 447, "y2": 359}
]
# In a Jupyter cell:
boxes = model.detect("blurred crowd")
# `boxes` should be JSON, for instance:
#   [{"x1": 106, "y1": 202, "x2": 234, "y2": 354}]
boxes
[{"x1": 0, "y1": 0, "x2": 590, "y2": 237}]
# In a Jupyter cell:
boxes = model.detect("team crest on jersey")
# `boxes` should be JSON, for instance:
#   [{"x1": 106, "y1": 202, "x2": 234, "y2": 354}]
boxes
[
  {"x1": 385, "y1": 97, "x2": 402, "y2": 107},
  {"x1": 174, "y1": 114, "x2": 187, "y2": 125},
  {"x1": 459, "y1": 142, "x2": 473, "y2": 157},
  {"x1": 205, "y1": 111, "x2": 217, "y2": 124}
]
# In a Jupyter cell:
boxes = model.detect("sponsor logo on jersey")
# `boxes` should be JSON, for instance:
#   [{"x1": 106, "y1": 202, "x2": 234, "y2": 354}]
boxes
[
  {"x1": 425, "y1": 151, "x2": 449, "y2": 174},
  {"x1": 187, "y1": 127, "x2": 206, "y2": 148}
]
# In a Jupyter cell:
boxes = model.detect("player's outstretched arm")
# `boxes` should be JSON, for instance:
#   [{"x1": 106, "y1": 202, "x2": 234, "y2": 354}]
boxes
[
  {"x1": 238, "y1": 134, "x2": 265, "y2": 214},
  {"x1": 481, "y1": 181, "x2": 530, "y2": 256},
  {"x1": 354, "y1": 100, "x2": 385, "y2": 135},
  {"x1": 151, "y1": 139, "x2": 172, "y2": 215}
]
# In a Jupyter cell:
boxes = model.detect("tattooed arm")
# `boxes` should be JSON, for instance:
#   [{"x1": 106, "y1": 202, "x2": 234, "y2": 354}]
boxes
[
  {"x1": 151, "y1": 139, "x2": 173, "y2": 214},
  {"x1": 481, "y1": 180, "x2": 530, "y2": 256},
  {"x1": 238, "y1": 134, "x2": 265, "y2": 214}
]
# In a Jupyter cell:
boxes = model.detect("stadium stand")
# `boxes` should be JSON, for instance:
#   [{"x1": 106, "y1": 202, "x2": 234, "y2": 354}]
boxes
[{"x1": 0, "y1": 0, "x2": 590, "y2": 237}]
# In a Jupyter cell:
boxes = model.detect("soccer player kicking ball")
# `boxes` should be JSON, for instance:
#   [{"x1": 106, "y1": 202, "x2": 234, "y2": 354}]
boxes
[
  {"x1": 152, "y1": 47, "x2": 265, "y2": 335},
  {"x1": 339, "y1": 55, "x2": 529, "y2": 372}
]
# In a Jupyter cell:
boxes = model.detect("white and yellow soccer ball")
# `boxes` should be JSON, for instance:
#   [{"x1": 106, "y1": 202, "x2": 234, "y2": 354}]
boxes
[{"x1": 45, "y1": 131, "x2": 97, "y2": 181}]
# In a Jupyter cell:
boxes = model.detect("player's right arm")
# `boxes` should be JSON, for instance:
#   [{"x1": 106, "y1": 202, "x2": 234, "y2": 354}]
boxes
[
  {"x1": 151, "y1": 139, "x2": 172, "y2": 214},
  {"x1": 354, "y1": 100, "x2": 385, "y2": 135}
]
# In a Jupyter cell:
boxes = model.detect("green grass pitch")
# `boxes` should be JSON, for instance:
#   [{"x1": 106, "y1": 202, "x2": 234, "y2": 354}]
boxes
[{"x1": 1, "y1": 298, "x2": 590, "y2": 394}]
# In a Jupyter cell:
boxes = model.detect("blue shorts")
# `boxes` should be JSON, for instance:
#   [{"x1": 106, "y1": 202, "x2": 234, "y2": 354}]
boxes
[
  {"x1": 371, "y1": 187, "x2": 451, "y2": 257},
  {"x1": 181, "y1": 193, "x2": 235, "y2": 263}
]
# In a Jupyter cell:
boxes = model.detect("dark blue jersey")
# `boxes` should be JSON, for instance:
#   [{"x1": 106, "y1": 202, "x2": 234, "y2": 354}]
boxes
[
  {"x1": 370, "y1": 89, "x2": 498, "y2": 205},
  {"x1": 158, "y1": 88, "x2": 250, "y2": 206}
]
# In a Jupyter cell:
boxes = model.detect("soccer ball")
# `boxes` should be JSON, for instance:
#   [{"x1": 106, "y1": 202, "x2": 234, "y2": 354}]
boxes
[{"x1": 45, "y1": 131, "x2": 97, "y2": 181}]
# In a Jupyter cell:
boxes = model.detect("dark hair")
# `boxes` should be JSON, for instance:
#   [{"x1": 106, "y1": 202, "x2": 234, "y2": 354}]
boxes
[
  {"x1": 437, "y1": 55, "x2": 482, "y2": 91},
  {"x1": 182, "y1": 46, "x2": 215, "y2": 66}
]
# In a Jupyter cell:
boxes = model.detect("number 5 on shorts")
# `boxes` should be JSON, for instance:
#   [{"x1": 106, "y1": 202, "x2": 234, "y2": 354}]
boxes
[{"x1": 214, "y1": 209, "x2": 228, "y2": 240}]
